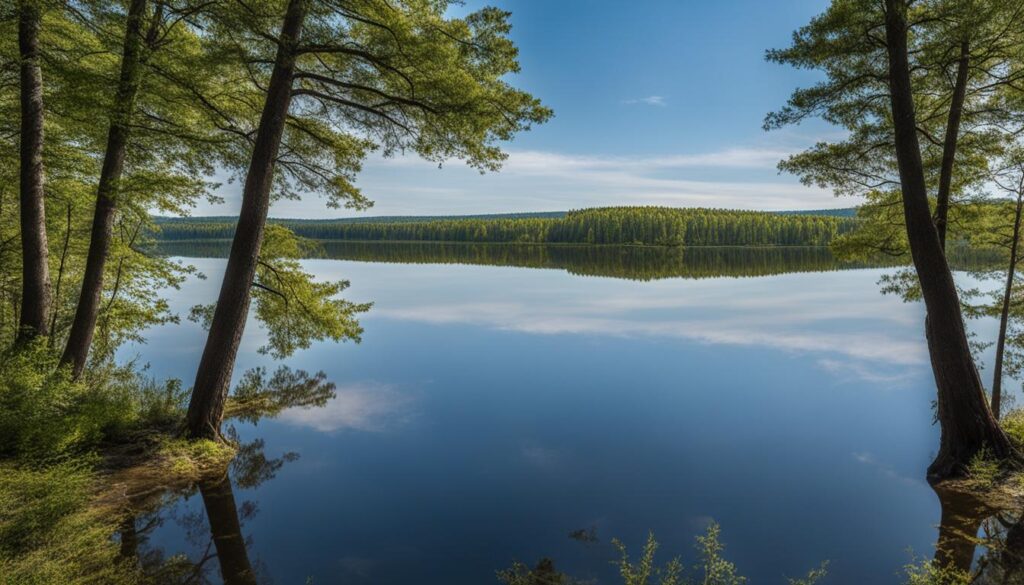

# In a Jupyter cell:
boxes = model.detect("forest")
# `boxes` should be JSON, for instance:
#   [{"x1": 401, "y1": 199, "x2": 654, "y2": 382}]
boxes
[
  {"x1": 154, "y1": 206, "x2": 860, "y2": 246},
  {"x1": 156, "y1": 239, "x2": 1006, "y2": 282},
  {"x1": 4, "y1": 0, "x2": 1024, "y2": 583}
]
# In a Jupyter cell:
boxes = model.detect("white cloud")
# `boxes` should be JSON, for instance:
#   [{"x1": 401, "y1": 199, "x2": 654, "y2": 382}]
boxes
[
  {"x1": 192, "y1": 145, "x2": 854, "y2": 217},
  {"x1": 276, "y1": 382, "x2": 411, "y2": 433},
  {"x1": 624, "y1": 95, "x2": 667, "y2": 106}
]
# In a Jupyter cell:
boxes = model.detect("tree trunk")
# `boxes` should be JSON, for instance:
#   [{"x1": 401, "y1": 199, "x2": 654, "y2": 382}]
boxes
[
  {"x1": 184, "y1": 0, "x2": 307, "y2": 440},
  {"x1": 16, "y1": 0, "x2": 51, "y2": 342},
  {"x1": 933, "y1": 486, "x2": 988, "y2": 574},
  {"x1": 884, "y1": 0, "x2": 1016, "y2": 481},
  {"x1": 60, "y1": 0, "x2": 151, "y2": 378},
  {"x1": 198, "y1": 475, "x2": 258, "y2": 585},
  {"x1": 992, "y1": 196, "x2": 1023, "y2": 421},
  {"x1": 47, "y1": 201, "x2": 72, "y2": 346},
  {"x1": 934, "y1": 40, "x2": 970, "y2": 250}
]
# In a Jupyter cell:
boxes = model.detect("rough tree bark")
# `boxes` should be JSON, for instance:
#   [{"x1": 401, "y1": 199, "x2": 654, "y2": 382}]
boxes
[
  {"x1": 198, "y1": 474, "x2": 258, "y2": 585},
  {"x1": 884, "y1": 0, "x2": 1016, "y2": 480},
  {"x1": 61, "y1": 0, "x2": 154, "y2": 377},
  {"x1": 991, "y1": 194, "x2": 1023, "y2": 420},
  {"x1": 184, "y1": 0, "x2": 307, "y2": 439},
  {"x1": 16, "y1": 0, "x2": 51, "y2": 342},
  {"x1": 934, "y1": 40, "x2": 970, "y2": 250}
]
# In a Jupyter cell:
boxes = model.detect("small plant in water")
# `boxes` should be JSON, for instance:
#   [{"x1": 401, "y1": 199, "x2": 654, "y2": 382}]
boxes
[
  {"x1": 612, "y1": 531, "x2": 685, "y2": 585},
  {"x1": 901, "y1": 557, "x2": 970, "y2": 585},
  {"x1": 501, "y1": 522, "x2": 827, "y2": 585}
]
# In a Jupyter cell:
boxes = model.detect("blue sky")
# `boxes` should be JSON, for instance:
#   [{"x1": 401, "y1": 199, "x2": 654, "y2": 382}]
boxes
[{"x1": 200, "y1": 0, "x2": 852, "y2": 218}]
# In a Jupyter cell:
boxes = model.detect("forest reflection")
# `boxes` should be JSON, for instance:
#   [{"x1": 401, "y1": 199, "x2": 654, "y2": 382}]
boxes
[
  {"x1": 154, "y1": 241, "x2": 1003, "y2": 281},
  {"x1": 117, "y1": 435, "x2": 289, "y2": 585},
  {"x1": 933, "y1": 487, "x2": 1024, "y2": 584}
]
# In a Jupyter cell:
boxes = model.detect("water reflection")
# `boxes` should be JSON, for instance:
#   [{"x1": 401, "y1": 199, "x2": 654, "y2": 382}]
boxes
[
  {"x1": 153, "y1": 240, "x2": 1004, "y2": 282},
  {"x1": 124, "y1": 246, "x2": 1023, "y2": 583},
  {"x1": 118, "y1": 435, "x2": 297, "y2": 585},
  {"x1": 928, "y1": 486, "x2": 1024, "y2": 583},
  {"x1": 197, "y1": 474, "x2": 258, "y2": 585}
]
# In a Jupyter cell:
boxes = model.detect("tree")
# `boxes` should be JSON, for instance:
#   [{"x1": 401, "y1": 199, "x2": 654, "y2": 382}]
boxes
[
  {"x1": 768, "y1": 0, "x2": 1024, "y2": 257},
  {"x1": 183, "y1": 0, "x2": 551, "y2": 439},
  {"x1": 60, "y1": 0, "x2": 160, "y2": 377},
  {"x1": 59, "y1": 0, "x2": 227, "y2": 378},
  {"x1": 16, "y1": 0, "x2": 51, "y2": 341},
  {"x1": 884, "y1": 0, "x2": 1015, "y2": 478},
  {"x1": 769, "y1": 0, "x2": 1019, "y2": 479}
]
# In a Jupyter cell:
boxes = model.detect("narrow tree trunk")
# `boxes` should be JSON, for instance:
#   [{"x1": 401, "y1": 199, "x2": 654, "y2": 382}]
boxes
[
  {"x1": 16, "y1": 0, "x2": 51, "y2": 342},
  {"x1": 884, "y1": 0, "x2": 1016, "y2": 480},
  {"x1": 60, "y1": 0, "x2": 150, "y2": 378},
  {"x1": 198, "y1": 474, "x2": 258, "y2": 585},
  {"x1": 117, "y1": 515, "x2": 139, "y2": 564},
  {"x1": 47, "y1": 201, "x2": 72, "y2": 346},
  {"x1": 992, "y1": 196, "x2": 1023, "y2": 420},
  {"x1": 184, "y1": 0, "x2": 307, "y2": 440},
  {"x1": 934, "y1": 40, "x2": 970, "y2": 250}
]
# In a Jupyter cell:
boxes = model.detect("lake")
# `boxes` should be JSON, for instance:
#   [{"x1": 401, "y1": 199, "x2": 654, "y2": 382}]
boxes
[{"x1": 119, "y1": 243, "x2": 1011, "y2": 584}]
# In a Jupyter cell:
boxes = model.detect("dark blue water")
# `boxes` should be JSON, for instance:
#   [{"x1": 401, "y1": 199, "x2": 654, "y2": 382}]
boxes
[{"x1": 120, "y1": 249, "x2": 990, "y2": 584}]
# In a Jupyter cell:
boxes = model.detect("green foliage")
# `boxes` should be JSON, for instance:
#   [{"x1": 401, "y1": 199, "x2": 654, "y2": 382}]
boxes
[
  {"x1": 967, "y1": 447, "x2": 1001, "y2": 487},
  {"x1": 613, "y1": 532, "x2": 685, "y2": 585},
  {"x1": 693, "y1": 522, "x2": 746, "y2": 585},
  {"x1": 228, "y1": 365, "x2": 336, "y2": 424},
  {"x1": 505, "y1": 523, "x2": 827, "y2": 585},
  {"x1": 155, "y1": 207, "x2": 858, "y2": 247},
  {"x1": 0, "y1": 344, "x2": 110, "y2": 460},
  {"x1": 0, "y1": 343, "x2": 190, "y2": 461},
  {"x1": 497, "y1": 559, "x2": 570, "y2": 585},
  {"x1": 0, "y1": 462, "x2": 141, "y2": 585},
  {"x1": 1000, "y1": 408, "x2": 1024, "y2": 448},
  {"x1": 901, "y1": 557, "x2": 970, "y2": 585},
  {"x1": 188, "y1": 226, "x2": 371, "y2": 359},
  {"x1": 787, "y1": 563, "x2": 829, "y2": 585}
]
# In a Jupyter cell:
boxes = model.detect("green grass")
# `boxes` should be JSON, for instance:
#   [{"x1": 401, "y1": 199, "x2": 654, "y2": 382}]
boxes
[{"x1": 0, "y1": 462, "x2": 141, "y2": 585}]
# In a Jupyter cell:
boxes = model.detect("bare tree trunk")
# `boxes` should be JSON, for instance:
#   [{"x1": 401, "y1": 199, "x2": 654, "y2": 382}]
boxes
[
  {"x1": 16, "y1": 0, "x2": 51, "y2": 342},
  {"x1": 47, "y1": 201, "x2": 72, "y2": 347},
  {"x1": 198, "y1": 474, "x2": 258, "y2": 585},
  {"x1": 884, "y1": 0, "x2": 1016, "y2": 481},
  {"x1": 992, "y1": 195, "x2": 1023, "y2": 420},
  {"x1": 934, "y1": 40, "x2": 970, "y2": 250},
  {"x1": 60, "y1": 0, "x2": 153, "y2": 378},
  {"x1": 184, "y1": 0, "x2": 307, "y2": 440}
]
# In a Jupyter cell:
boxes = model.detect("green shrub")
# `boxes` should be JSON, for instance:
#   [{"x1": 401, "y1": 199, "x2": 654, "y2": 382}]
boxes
[
  {"x1": 0, "y1": 345, "x2": 187, "y2": 460},
  {"x1": 1000, "y1": 409, "x2": 1024, "y2": 448},
  {"x1": 967, "y1": 447, "x2": 1001, "y2": 488},
  {"x1": 0, "y1": 345, "x2": 106, "y2": 460},
  {"x1": 0, "y1": 462, "x2": 140, "y2": 584},
  {"x1": 901, "y1": 557, "x2": 970, "y2": 585}
]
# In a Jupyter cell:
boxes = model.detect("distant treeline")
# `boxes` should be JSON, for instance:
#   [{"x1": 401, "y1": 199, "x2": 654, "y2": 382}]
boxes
[
  {"x1": 154, "y1": 207, "x2": 860, "y2": 247},
  {"x1": 153, "y1": 240, "x2": 1004, "y2": 282}
]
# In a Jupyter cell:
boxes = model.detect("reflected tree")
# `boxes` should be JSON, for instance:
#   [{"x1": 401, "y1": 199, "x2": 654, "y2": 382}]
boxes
[
  {"x1": 120, "y1": 435, "x2": 298, "y2": 584},
  {"x1": 929, "y1": 485, "x2": 1024, "y2": 583}
]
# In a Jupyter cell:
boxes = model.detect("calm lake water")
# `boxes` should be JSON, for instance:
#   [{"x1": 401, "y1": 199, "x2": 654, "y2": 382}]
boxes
[{"x1": 120, "y1": 243, "x2": 1012, "y2": 584}]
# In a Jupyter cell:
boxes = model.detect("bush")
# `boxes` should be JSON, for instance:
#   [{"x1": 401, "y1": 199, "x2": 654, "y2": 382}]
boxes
[
  {"x1": 1000, "y1": 408, "x2": 1024, "y2": 449},
  {"x1": 0, "y1": 345, "x2": 107, "y2": 460},
  {"x1": 901, "y1": 557, "x2": 970, "y2": 585},
  {"x1": 0, "y1": 344, "x2": 187, "y2": 461},
  {"x1": 967, "y1": 448, "x2": 1001, "y2": 488},
  {"x1": 0, "y1": 462, "x2": 140, "y2": 584}
]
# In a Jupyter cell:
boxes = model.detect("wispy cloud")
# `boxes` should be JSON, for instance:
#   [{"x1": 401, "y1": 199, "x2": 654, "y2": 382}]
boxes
[
  {"x1": 198, "y1": 145, "x2": 852, "y2": 217},
  {"x1": 624, "y1": 95, "x2": 667, "y2": 106},
  {"x1": 276, "y1": 382, "x2": 412, "y2": 433}
]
